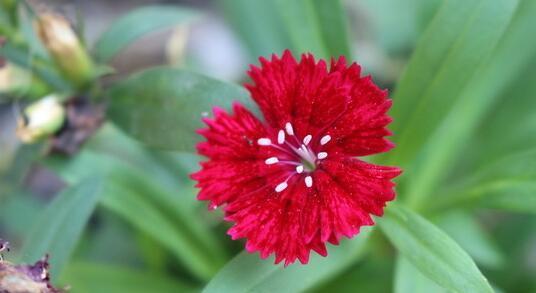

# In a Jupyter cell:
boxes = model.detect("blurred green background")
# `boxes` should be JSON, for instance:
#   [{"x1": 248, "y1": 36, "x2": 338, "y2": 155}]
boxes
[{"x1": 1, "y1": 0, "x2": 535, "y2": 292}]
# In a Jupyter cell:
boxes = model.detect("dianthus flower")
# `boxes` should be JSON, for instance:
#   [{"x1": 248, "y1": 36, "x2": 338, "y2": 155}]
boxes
[{"x1": 192, "y1": 50, "x2": 401, "y2": 265}]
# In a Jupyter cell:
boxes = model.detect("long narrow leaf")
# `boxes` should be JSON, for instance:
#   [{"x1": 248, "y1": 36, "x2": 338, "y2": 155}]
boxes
[
  {"x1": 204, "y1": 228, "x2": 371, "y2": 293},
  {"x1": 432, "y1": 149, "x2": 536, "y2": 214},
  {"x1": 379, "y1": 205, "x2": 493, "y2": 293},
  {"x1": 46, "y1": 150, "x2": 227, "y2": 281},
  {"x1": 220, "y1": 0, "x2": 291, "y2": 61},
  {"x1": 19, "y1": 177, "x2": 103, "y2": 278},
  {"x1": 394, "y1": 256, "x2": 447, "y2": 293},
  {"x1": 403, "y1": 0, "x2": 536, "y2": 207},
  {"x1": 60, "y1": 262, "x2": 198, "y2": 293},
  {"x1": 93, "y1": 5, "x2": 199, "y2": 62},
  {"x1": 101, "y1": 179, "x2": 218, "y2": 281},
  {"x1": 436, "y1": 212, "x2": 504, "y2": 268},
  {"x1": 311, "y1": 0, "x2": 351, "y2": 58}
]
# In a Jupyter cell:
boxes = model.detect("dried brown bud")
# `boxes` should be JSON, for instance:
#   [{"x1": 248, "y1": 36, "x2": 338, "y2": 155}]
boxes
[
  {"x1": 0, "y1": 255, "x2": 63, "y2": 293},
  {"x1": 50, "y1": 97, "x2": 105, "y2": 155}
]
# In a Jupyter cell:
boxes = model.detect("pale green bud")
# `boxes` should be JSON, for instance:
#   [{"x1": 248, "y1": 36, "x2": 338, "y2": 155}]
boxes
[{"x1": 16, "y1": 95, "x2": 66, "y2": 143}]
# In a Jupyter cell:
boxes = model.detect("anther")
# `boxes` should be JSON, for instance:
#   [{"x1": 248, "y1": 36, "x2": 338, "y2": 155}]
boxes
[
  {"x1": 305, "y1": 176, "x2": 313, "y2": 187},
  {"x1": 317, "y1": 152, "x2": 328, "y2": 159},
  {"x1": 278, "y1": 130, "x2": 285, "y2": 144},
  {"x1": 285, "y1": 122, "x2": 294, "y2": 135},
  {"x1": 296, "y1": 165, "x2": 304, "y2": 173},
  {"x1": 265, "y1": 157, "x2": 279, "y2": 165},
  {"x1": 275, "y1": 182, "x2": 288, "y2": 192},
  {"x1": 303, "y1": 134, "x2": 312, "y2": 145},
  {"x1": 257, "y1": 138, "x2": 271, "y2": 146},
  {"x1": 320, "y1": 135, "x2": 331, "y2": 145}
]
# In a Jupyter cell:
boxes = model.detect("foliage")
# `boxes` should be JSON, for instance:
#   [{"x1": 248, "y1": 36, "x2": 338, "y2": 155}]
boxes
[{"x1": 0, "y1": 0, "x2": 535, "y2": 292}]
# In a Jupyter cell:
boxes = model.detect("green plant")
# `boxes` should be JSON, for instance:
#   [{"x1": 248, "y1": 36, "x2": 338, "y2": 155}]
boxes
[{"x1": 0, "y1": 0, "x2": 535, "y2": 292}]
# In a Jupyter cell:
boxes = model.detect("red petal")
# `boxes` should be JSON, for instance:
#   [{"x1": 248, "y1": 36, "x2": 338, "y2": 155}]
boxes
[
  {"x1": 320, "y1": 157, "x2": 402, "y2": 217},
  {"x1": 193, "y1": 51, "x2": 402, "y2": 266}
]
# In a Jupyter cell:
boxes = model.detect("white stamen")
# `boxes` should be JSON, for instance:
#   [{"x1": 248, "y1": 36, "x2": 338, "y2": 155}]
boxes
[
  {"x1": 296, "y1": 165, "x2": 304, "y2": 173},
  {"x1": 317, "y1": 152, "x2": 328, "y2": 159},
  {"x1": 275, "y1": 182, "x2": 288, "y2": 192},
  {"x1": 305, "y1": 176, "x2": 313, "y2": 187},
  {"x1": 320, "y1": 135, "x2": 331, "y2": 145},
  {"x1": 303, "y1": 134, "x2": 312, "y2": 145},
  {"x1": 285, "y1": 122, "x2": 294, "y2": 135},
  {"x1": 257, "y1": 138, "x2": 271, "y2": 146},
  {"x1": 265, "y1": 157, "x2": 279, "y2": 165},
  {"x1": 278, "y1": 130, "x2": 285, "y2": 144}
]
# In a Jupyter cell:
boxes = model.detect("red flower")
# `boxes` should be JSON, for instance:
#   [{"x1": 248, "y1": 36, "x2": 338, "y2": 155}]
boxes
[{"x1": 191, "y1": 50, "x2": 401, "y2": 265}]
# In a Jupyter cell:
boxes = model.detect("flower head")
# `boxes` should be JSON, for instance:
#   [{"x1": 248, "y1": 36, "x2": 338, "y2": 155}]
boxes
[{"x1": 192, "y1": 50, "x2": 401, "y2": 265}]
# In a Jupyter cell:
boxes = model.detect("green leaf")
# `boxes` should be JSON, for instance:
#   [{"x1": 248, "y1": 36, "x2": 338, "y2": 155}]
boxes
[
  {"x1": 435, "y1": 212, "x2": 504, "y2": 269},
  {"x1": 273, "y1": 0, "x2": 338, "y2": 59},
  {"x1": 463, "y1": 57, "x2": 536, "y2": 170},
  {"x1": 359, "y1": 0, "x2": 441, "y2": 55},
  {"x1": 0, "y1": 191, "x2": 44, "y2": 237},
  {"x1": 313, "y1": 254, "x2": 394, "y2": 293},
  {"x1": 221, "y1": 0, "x2": 351, "y2": 60},
  {"x1": 18, "y1": 3, "x2": 49, "y2": 59},
  {"x1": 433, "y1": 149, "x2": 536, "y2": 214},
  {"x1": 275, "y1": 0, "x2": 350, "y2": 59},
  {"x1": 19, "y1": 177, "x2": 103, "y2": 279},
  {"x1": 100, "y1": 177, "x2": 218, "y2": 281},
  {"x1": 379, "y1": 205, "x2": 493, "y2": 293},
  {"x1": 60, "y1": 262, "x2": 198, "y2": 293},
  {"x1": 107, "y1": 67, "x2": 251, "y2": 151},
  {"x1": 46, "y1": 150, "x2": 226, "y2": 281},
  {"x1": 93, "y1": 5, "x2": 200, "y2": 62},
  {"x1": 220, "y1": 0, "x2": 291, "y2": 61},
  {"x1": 310, "y1": 0, "x2": 351, "y2": 58},
  {"x1": 393, "y1": 0, "x2": 536, "y2": 208},
  {"x1": 203, "y1": 228, "x2": 371, "y2": 293},
  {"x1": 388, "y1": 0, "x2": 519, "y2": 165},
  {"x1": 394, "y1": 256, "x2": 447, "y2": 293}
]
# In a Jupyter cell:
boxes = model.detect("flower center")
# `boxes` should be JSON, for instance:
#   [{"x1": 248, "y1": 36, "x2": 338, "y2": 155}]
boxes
[{"x1": 257, "y1": 122, "x2": 332, "y2": 192}]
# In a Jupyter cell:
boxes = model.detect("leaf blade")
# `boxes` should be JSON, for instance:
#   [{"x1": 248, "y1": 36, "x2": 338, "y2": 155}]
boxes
[
  {"x1": 394, "y1": 256, "x2": 447, "y2": 293},
  {"x1": 46, "y1": 149, "x2": 225, "y2": 281},
  {"x1": 19, "y1": 177, "x2": 103, "y2": 279},
  {"x1": 273, "y1": 0, "x2": 328, "y2": 58},
  {"x1": 311, "y1": 0, "x2": 352, "y2": 58},
  {"x1": 220, "y1": 0, "x2": 291, "y2": 61},
  {"x1": 107, "y1": 67, "x2": 252, "y2": 151},
  {"x1": 60, "y1": 262, "x2": 198, "y2": 293},
  {"x1": 203, "y1": 228, "x2": 371, "y2": 293},
  {"x1": 379, "y1": 205, "x2": 493, "y2": 293},
  {"x1": 93, "y1": 5, "x2": 199, "y2": 62},
  {"x1": 433, "y1": 148, "x2": 536, "y2": 214}
]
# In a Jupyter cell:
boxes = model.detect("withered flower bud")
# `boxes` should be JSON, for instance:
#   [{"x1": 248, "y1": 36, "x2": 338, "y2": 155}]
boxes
[
  {"x1": 16, "y1": 95, "x2": 66, "y2": 143},
  {"x1": 0, "y1": 254, "x2": 62, "y2": 293},
  {"x1": 35, "y1": 14, "x2": 93, "y2": 88}
]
